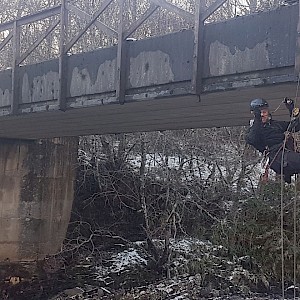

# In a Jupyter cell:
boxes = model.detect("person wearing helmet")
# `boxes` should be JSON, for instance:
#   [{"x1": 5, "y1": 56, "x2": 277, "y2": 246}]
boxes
[{"x1": 246, "y1": 97, "x2": 300, "y2": 183}]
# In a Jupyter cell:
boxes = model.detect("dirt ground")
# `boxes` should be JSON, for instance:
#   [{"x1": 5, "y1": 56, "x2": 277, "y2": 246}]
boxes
[{"x1": 0, "y1": 239, "x2": 295, "y2": 300}]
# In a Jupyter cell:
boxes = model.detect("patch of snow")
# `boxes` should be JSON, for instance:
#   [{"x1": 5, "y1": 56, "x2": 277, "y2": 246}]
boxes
[
  {"x1": 96, "y1": 248, "x2": 147, "y2": 279},
  {"x1": 170, "y1": 295, "x2": 189, "y2": 300},
  {"x1": 110, "y1": 248, "x2": 147, "y2": 273},
  {"x1": 170, "y1": 238, "x2": 212, "y2": 254}
]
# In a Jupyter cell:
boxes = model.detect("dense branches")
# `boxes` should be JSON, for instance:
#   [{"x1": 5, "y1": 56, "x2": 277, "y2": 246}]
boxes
[{"x1": 71, "y1": 128, "x2": 259, "y2": 271}]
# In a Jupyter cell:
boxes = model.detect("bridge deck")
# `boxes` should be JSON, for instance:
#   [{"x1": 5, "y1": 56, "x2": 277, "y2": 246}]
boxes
[{"x1": 0, "y1": 82, "x2": 295, "y2": 139}]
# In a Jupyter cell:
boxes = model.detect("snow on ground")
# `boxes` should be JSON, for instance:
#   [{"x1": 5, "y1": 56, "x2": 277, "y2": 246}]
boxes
[
  {"x1": 95, "y1": 247, "x2": 148, "y2": 280},
  {"x1": 46, "y1": 238, "x2": 286, "y2": 299}
]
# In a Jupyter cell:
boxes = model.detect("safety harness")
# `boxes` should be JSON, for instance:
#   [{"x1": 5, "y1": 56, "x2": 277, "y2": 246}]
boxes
[{"x1": 260, "y1": 107, "x2": 300, "y2": 184}]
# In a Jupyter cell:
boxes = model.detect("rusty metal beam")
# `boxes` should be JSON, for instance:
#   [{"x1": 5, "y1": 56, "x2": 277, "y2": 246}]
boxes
[
  {"x1": 0, "y1": 6, "x2": 61, "y2": 32},
  {"x1": 116, "y1": 0, "x2": 127, "y2": 104},
  {"x1": 0, "y1": 21, "x2": 14, "y2": 32},
  {"x1": 192, "y1": 0, "x2": 205, "y2": 97},
  {"x1": 17, "y1": 19, "x2": 60, "y2": 65},
  {"x1": 124, "y1": 4, "x2": 159, "y2": 39},
  {"x1": 66, "y1": 3, "x2": 117, "y2": 38},
  {"x1": 0, "y1": 31, "x2": 12, "y2": 52},
  {"x1": 201, "y1": 0, "x2": 227, "y2": 22},
  {"x1": 58, "y1": 0, "x2": 68, "y2": 111},
  {"x1": 296, "y1": 2, "x2": 300, "y2": 74},
  {"x1": 65, "y1": 0, "x2": 114, "y2": 53},
  {"x1": 150, "y1": 0, "x2": 194, "y2": 23},
  {"x1": 192, "y1": 0, "x2": 227, "y2": 96},
  {"x1": 11, "y1": 21, "x2": 20, "y2": 114}
]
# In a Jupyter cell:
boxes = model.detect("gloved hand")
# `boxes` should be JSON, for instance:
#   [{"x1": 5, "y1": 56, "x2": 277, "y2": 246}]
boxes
[
  {"x1": 284, "y1": 97, "x2": 294, "y2": 112},
  {"x1": 253, "y1": 108, "x2": 262, "y2": 120}
]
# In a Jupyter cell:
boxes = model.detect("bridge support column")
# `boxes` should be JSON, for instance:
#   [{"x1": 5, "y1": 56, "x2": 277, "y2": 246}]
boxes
[{"x1": 0, "y1": 137, "x2": 77, "y2": 262}]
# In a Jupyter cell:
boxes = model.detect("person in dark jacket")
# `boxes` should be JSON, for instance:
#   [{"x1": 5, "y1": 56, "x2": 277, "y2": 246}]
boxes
[{"x1": 245, "y1": 98, "x2": 300, "y2": 183}]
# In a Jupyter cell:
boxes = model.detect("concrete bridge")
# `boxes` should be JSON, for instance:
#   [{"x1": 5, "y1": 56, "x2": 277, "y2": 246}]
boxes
[{"x1": 0, "y1": 1, "x2": 299, "y2": 262}]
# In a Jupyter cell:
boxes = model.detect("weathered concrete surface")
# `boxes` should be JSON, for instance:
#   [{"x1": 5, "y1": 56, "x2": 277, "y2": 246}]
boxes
[
  {"x1": 68, "y1": 46, "x2": 117, "y2": 98},
  {"x1": 205, "y1": 5, "x2": 298, "y2": 77},
  {"x1": 0, "y1": 137, "x2": 77, "y2": 261},
  {"x1": 0, "y1": 5, "x2": 297, "y2": 138},
  {"x1": 0, "y1": 69, "x2": 12, "y2": 109}
]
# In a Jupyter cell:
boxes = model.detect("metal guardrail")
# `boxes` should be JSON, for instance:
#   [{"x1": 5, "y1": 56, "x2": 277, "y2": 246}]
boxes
[{"x1": 3, "y1": 0, "x2": 293, "y2": 114}]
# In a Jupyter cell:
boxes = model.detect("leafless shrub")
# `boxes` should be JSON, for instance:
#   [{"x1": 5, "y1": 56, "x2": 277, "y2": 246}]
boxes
[{"x1": 68, "y1": 127, "x2": 259, "y2": 276}]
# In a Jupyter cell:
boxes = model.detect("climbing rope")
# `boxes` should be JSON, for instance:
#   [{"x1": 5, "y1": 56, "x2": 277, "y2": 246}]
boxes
[
  {"x1": 271, "y1": 99, "x2": 285, "y2": 115},
  {"x1": 280, "y1": 135, "x2": 287, "y2": 300},
  {"x1": 292, "y1": 75, "x2": 300, "y2": 300},
  {"x1": 279, "y1": 73, "x2": 300, "y2": 300},
  {"x1": 293, "y1": 173, "x2": 297, "y2": 300}
]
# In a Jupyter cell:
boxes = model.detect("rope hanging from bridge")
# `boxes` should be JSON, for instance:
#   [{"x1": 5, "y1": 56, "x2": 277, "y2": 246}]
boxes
[{"x1": 279, "y1": 73, "x2": 300, "y2": 300}]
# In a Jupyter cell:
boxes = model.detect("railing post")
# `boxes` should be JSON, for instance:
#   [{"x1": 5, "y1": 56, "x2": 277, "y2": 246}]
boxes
[
  {"x1": 116, "y1": 0, "x2": 128, "y2": 105},
  {"x1": 192, "y1": 0, "x2": 227, "y2": 98},
  {"x1": 295, "y1": 1, "x2": 300, "y2": 74},
  {"x1": 59, "y1": 0, "x2": 68, "y2": 111},
  {"x1": 11, "y1": 20, "x2": 20, "y2": 114},
  {"x1": 192, "y1": 0, "x2": 205, "y2": 99}
]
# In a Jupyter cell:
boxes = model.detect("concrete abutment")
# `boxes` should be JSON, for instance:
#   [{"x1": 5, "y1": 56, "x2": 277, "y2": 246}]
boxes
[{"x1": 0, "y1": 137, "x2": 78, "y2": 261}]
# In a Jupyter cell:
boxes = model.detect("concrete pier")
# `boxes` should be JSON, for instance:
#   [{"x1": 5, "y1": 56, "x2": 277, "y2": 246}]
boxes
[{"x1": 0, "y1": 137, "x2": 77, "y2": 261}]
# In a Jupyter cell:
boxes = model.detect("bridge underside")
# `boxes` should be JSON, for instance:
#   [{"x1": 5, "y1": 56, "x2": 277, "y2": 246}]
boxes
[{"x1": 0, "y1": 81, "x2": 296, "y2": 139}]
